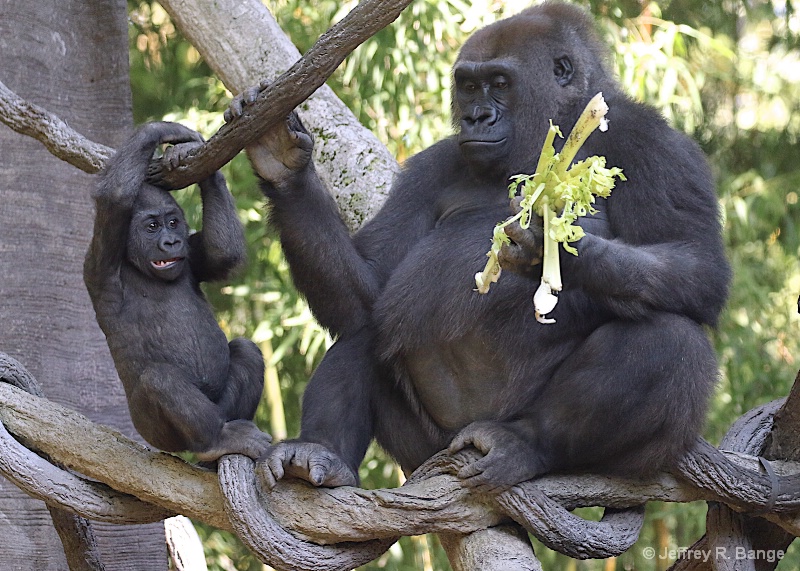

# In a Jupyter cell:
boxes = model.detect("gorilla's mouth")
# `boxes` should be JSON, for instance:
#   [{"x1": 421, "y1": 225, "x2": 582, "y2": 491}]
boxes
[
  {"x1": 151, "y1": 258, "x2": 183, "y2": 270},
  {"x1": 459, "y1": 137, "x2": 508, "y2": 148}
]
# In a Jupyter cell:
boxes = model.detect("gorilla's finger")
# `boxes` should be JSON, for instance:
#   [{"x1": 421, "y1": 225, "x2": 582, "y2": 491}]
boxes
[
  {"x1": 498, "y1": 243, "x2": 540, "y2": 267},
  {"x1": 243, "y1": 86, "x2": 259, "y2": 105},
  {"x1": 224, "y1": 96, "x2": 244, "y2": 123},
  {"x1": 457, "y1": 460, "x2": 485, "y2": 480},
  {"x1": 448, "y1": 431, "x2": 475, "y2": 454},
  {"x1": 504, "y1": 220, "x2": 543, "y2": 249},
  {"x1": 256, "y1": 458, "x2": 279, "y2": 490},
  {"x1": 263, "y1": 447, "x2": 293, "y2": 488},
  {"x1": 225, "y1": 86, "x2": 259, "y2": 123},
  {"x1": 162, "y1": 141, "x2": 203, "y2": 170},
  {"x1": 288, "y1": 126, "x2": 314, "y2": 154},
  {"x1": 308, "y1": 465, "x2": 327, "y2": 486}
]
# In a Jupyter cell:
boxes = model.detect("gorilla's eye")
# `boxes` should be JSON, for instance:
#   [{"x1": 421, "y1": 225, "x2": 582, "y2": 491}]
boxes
[
  {"x1": 461, "y1": 81, "x2": 478, "y2": 93},
  {"x1": 168, "y1": 218, "x2": 179, "y2": 229},
  {"x1": 147, "y1": 221, "x2": 159, "y2": 232},
  {"x1": 493, "y1": 77, "x2": 509, "y2": 90},
  {"x1": 554, "y1": 56, "x2": 574, "y2": 86}
]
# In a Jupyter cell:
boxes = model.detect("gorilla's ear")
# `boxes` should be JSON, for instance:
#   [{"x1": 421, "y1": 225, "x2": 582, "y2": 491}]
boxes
[{"x1": 554, "y1": 56, "x2": 574, "y2": 86}]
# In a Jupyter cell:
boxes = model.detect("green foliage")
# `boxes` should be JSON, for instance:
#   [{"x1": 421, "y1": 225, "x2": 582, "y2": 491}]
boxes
[{"x1": 130, "y1": 0, "x2": 800, "y2": 569}]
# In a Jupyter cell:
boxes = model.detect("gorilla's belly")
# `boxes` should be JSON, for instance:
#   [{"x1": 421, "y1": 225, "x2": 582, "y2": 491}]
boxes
[{"x1": 404, "y1": 332, "x2": 508, "y2": 431}]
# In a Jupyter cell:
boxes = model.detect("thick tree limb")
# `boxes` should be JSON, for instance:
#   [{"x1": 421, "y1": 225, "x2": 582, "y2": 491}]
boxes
[
  {"x1": 0, "y1": 79, "x2": 113, "y2": 173},
  {"x1": 0, "y1": 353, "x2": 108, "y2": 570},
  {"x1": 149, "y1": 0, "x2": 411, "y2": 192},
  {"x1": 669, "y1": 384, "x2": 800, "y2": 570},
  {"x1": 219, "y1": 455, "x2": 396, "y2": 571},
  {"x1": 2, "y1": 376, "x2": 800, "y2": 570},
  {"x1": 439, "y1": 525, "x2": 543, "y2": 571},
  {"x1": 0, "y1": 382, "x2": 228, "y2": 530},
  {"x1": 165, "y1": 515, "x2": 209, "y2": 571}
]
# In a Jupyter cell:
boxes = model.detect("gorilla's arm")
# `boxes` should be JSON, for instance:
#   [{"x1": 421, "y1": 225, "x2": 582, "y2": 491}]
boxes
[
  {"x1": 84, "y1": 123, "x2": 203, "y2": 301},
  {"x1": 562, "y1": 105, "x2": 730, "y2": 327},
  {"x1": 261, "y1": 163, "x2": 381, "y2": 336},
  {"x1": 248, "y1": 116, "x2": 444, "y2": 337},
  {"x1": 501, "y1": 102, "x2": 729, "y2": 327},
  {"x1": 188, "y1": 171, "x2": 247, "y2": 283},
  {"x1": 565, "y1": 234, "x2": 728, "y2": 326}
]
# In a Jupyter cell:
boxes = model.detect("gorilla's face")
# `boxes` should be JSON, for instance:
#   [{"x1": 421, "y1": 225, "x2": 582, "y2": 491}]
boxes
[
  {"x1": 453, "y1": 9, "x2": 597, "y2": 180},
  {"x1": 127, "y1": 184, "x2": 188, "y2": 281}
]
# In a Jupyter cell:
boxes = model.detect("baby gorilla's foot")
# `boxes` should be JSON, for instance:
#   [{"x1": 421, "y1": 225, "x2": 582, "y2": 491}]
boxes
[{"x1": 195, "y1": 419, "x2": 272, "y2": 462}]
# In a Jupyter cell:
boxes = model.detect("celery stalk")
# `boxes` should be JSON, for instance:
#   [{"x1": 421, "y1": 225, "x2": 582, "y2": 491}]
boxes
[{"x1": 474, "y1": 92, "x2": 625, "y2": 324}]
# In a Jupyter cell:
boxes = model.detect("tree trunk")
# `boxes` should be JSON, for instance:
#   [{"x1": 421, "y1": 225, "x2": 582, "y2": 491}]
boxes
[{"x1": 0, "y1": 0, "x2": 167, "y2": 567}]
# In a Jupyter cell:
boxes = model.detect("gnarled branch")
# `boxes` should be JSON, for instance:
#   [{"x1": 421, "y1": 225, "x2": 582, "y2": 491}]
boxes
[{"x1": 2, "y1": 363, "x2": 800, "y2": 570}]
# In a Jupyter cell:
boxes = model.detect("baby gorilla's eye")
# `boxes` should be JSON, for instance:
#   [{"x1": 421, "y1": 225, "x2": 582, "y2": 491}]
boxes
[
  {"x1": 147, "y1": 221, "x2": 159, "y2": 231},
  {"x1": 168, "y1": 218, "x2": 179, "y2": 229}
]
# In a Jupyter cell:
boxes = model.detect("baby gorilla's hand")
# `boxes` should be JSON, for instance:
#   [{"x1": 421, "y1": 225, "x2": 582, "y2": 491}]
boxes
[
  {"x1": 258, "y1": 441, "x2": 358, "y2": 489},
  {"x1": 448, "y1": 421, "x2": 544, "y2": 494}
]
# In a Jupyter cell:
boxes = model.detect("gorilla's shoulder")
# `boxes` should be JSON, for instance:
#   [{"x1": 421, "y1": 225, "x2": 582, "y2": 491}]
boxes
[{"x1": 401, "y1": 137, "x2": 465, "y2": 175}]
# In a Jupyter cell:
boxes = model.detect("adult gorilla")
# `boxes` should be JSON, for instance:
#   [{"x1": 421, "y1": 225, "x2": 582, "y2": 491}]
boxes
[{"x1": 235, "y1": 2, "x2": 730, "y2": 491}]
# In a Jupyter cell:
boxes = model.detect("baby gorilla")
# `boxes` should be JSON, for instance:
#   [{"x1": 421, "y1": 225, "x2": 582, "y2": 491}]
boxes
[{"x1": 84, "y1": 122, "x2": 271, "y2": 462}]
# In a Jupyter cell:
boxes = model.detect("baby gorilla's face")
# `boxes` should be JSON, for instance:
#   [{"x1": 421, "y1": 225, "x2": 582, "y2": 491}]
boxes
[{"x1": 127, "y1": 184, "x2": 188, "y2": 281}]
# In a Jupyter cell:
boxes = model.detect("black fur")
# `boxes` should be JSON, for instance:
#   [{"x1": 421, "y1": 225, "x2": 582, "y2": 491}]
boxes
[
  {"x1": 84, "y1": 122, "x2": 271, "y2": 462},
  {"x1": 248, "y1": 2, "x2": 730, "y2": 490}
]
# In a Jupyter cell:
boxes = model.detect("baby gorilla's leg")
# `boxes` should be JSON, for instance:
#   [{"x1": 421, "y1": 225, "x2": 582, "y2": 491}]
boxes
[
  {"x1": 217, "y1": 337, "x2": 265, "y2": 420},
  {"x1": 129, "y1": 363, "x2": 270, "y2": 461}
]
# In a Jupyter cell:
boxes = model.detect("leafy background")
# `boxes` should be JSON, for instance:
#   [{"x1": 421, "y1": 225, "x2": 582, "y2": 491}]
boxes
[{"x1": 128, "y1": 0, "x2": 800, "y2": 569}]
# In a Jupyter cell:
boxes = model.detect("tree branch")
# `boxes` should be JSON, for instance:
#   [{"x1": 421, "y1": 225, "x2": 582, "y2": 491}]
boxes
[
  {"x1": 0, "y1": 79, "x2": 113, "y2": 173},
  {"x1": 2, "y1": 378, "x2": 800, "y2": 571},
  {"x1": 149, "y1": 0, "x2": 412, "y2": 190},
  {"x1": 0, "y1": 0, "x2": 402, "y2": 230},
  {"x1": 160, "y1": 0, "x2": 400, "y2": 230}
]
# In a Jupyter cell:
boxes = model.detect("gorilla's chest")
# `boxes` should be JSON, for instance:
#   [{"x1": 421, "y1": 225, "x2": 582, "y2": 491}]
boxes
[
  {"x1": 372, "y1": 185, "x2": 610, "y2": 429},
  {"x1": 112, "y1": 277, "x2": 230, "y2": 386}
]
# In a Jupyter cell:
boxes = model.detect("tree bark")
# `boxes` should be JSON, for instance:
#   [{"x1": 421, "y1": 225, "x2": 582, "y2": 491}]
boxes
[
  {"x1": 439, "y1": 525, "x2": 543, "y2": 571},
  {"x1": 0, "y1": 0, "x2": 167, "y2": 568},
  {"x1": 670, "y1": 398, "x2": 800, "y2": 571}
]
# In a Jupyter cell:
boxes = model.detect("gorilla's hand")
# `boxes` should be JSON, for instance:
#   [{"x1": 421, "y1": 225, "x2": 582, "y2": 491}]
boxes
[
  {"x1": 161, "y1": 139, "x2": 204, "y2": 171},
  {"x1": 226, "y1": 86, "x2": 313, "y2": 186},
  {"x1": 497, "y1": 197, "x2": 544, "y2": 276},
  {"x1": 448, "y1": 421, "x2": 543, "y2": 494},
  {"x1": 246, "y1": 112, "x2": 313, "y2": 186},
  {"x1": 258, "y1": 441, "x2": 358, "y2": 489}
]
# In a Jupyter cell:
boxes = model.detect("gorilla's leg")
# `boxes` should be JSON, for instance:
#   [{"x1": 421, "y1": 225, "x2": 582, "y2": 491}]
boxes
[
  {"x1": 217, "y1": 337, "x2": 265, "y2": 421},
  {"x1": 371, "y1": 371, "x2": 451, "y2": 476},
  {"x1": 129, "y1": 364, "x2": 270, "y2": 461},
  {"x1": 261, "y1": 327, "x2": 445, "y2": 487},
  {"x1": 450, "y1": 312, "x2": 716, "y2": 491},
  {"x1": 541, "y1": 312, "x2": 717, "y2": 476}
]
